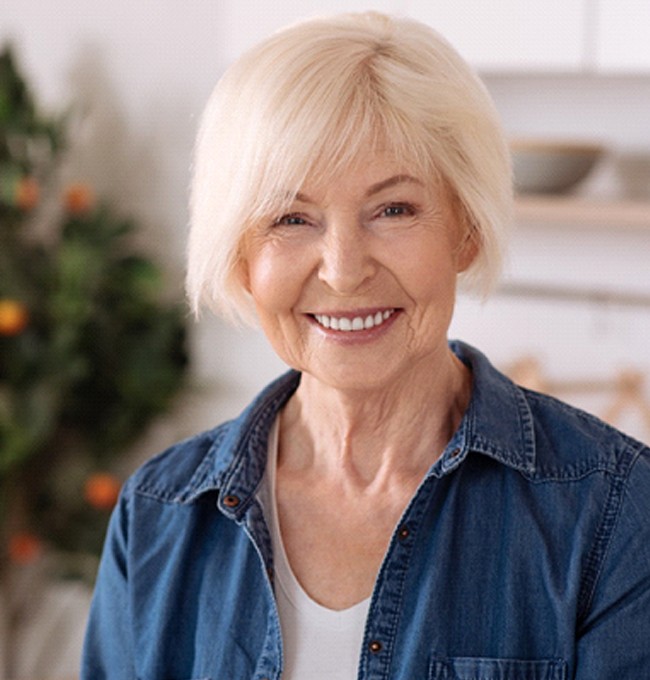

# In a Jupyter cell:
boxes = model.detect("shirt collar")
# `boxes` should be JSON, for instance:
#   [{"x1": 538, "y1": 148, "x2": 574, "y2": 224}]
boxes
[
  {"x1": 188, "y1": 340, "x2": 535, "y2": 512},
  {"x1": 438, "y1": 340, "x2": 536, "y2": 476},
  {"x1": 183, "y1": 370, "x2": 300, "y2": 514}
]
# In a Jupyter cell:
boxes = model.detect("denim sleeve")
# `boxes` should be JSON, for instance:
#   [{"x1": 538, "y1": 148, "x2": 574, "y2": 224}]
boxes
[
  {"x1": 80, "y1": 484, "x2": 136, "y2": 679},
  {"x1": 575, "y1": 445, "x2": 650, "y2": 677}
]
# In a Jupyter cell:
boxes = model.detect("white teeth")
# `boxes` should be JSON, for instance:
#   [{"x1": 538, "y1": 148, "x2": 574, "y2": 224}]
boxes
[{"x1": 314, "y1": 309, "x2": 395, "y2": 332}]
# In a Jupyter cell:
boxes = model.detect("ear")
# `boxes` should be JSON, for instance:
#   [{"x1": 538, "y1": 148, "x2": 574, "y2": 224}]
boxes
[
  {"x1": 446, "y1": 183, "x2": 478, "y2": 274},
  {"x1": 233, "y1": 232, "x2": 253, "y2": 293},
  {"x1": 236, "y1": 254, "x2": 252, "y2": 294},
  {"x1": 456, "y1": 228, "x2": 479, "y2": 273}
]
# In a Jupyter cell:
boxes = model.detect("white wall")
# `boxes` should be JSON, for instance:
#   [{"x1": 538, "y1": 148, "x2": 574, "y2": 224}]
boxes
[
  {"x1": 454, "y1": 73, "x2": 650, "y2": 443},
  {"x1": 2, "y1": 0, "x2": 650, "y2": 451}
]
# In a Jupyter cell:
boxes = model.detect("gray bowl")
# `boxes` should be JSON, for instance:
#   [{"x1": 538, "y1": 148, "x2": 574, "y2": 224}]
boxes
[{"x1": 511, "y1": 140, "x2": 604, "y2": 195}]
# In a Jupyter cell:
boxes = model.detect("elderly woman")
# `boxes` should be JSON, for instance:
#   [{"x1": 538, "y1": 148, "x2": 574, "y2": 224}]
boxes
[{"x1": 82, "y1": 12, "x2": 650, "y2": 680}]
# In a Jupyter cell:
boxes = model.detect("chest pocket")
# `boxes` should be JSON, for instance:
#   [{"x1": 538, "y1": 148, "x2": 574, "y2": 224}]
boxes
[{"x1": 429, "y1": 656, "x2": 567, "y2": 680}]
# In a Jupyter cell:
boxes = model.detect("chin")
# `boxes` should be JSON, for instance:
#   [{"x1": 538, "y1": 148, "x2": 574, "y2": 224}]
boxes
[{"x1": 302, "y1": 358, "x2": 409, "y2": 395}]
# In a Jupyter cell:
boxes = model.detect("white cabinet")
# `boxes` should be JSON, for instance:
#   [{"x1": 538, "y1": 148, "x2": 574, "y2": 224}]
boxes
[
  {"x1": 595, "y1": 0, "x2": 650, "y2": 72},
  {"x1": 404, "y1": 0, "x2": 587, "y2": 72},
  {"x1": 218, "y1": 0, "x2": 400, "y2": 65},
  {"x1": 218, "y1": 0, "x2": 650, "y2": 74},
  {"x1": 405, "y1": 0, "x2": 650, "y2": 73}
]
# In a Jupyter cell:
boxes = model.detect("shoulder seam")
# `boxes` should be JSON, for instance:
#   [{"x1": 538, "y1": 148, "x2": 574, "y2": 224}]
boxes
[{"x1": 577, "y1": 442, "x2": 643, "y2": 621}]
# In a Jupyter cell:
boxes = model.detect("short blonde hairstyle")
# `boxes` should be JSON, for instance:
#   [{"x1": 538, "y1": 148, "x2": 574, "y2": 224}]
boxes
[{"x1": 187, "y1": 11, "x2": 512, "y2": 323}]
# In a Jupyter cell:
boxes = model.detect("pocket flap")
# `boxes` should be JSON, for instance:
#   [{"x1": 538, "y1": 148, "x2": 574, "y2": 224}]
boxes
[{"x1": 430, "y1": 656, "x2": 566, "y2": 680}]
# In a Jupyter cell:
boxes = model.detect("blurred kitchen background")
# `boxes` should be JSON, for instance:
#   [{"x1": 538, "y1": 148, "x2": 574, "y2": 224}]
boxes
[{"x1": 1, "y1": 0, "x2": 650, "y2": 676}]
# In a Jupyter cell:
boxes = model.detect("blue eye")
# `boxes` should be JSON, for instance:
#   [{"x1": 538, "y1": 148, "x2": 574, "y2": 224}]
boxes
[{"x1": 273, "y1": 213, "x2": 307, "y2": 226}]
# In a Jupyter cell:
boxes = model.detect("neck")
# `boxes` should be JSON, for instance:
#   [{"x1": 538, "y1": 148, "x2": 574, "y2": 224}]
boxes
[{"x1": 279, "y1": 348, "x2": 472, "y2": 487}]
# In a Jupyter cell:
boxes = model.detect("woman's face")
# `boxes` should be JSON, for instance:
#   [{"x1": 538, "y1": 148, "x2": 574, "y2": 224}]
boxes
[{"x1": 240, "y1": 152, "x2": 476, "y2": 392}]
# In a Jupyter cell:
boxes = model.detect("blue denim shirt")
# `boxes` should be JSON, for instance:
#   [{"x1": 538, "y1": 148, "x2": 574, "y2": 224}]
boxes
[{"x1": 82, "y1": 341, "x2": 650, "y2": 679}]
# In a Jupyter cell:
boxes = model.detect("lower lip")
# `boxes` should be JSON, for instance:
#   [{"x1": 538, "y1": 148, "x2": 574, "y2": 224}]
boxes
[{"x1": 307, "y1": 310, "x2": 401, "y2": 343}]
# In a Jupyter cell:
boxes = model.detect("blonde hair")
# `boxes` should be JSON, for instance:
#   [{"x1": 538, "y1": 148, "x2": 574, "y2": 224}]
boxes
[{"x1": 187, "y1": 11, "x2": 512, "y2": 323}]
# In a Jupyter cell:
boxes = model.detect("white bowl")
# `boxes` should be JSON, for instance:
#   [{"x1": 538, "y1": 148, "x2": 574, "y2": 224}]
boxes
[{"x1": 511, "y1": 140, "x2": 604, "y2": 195}]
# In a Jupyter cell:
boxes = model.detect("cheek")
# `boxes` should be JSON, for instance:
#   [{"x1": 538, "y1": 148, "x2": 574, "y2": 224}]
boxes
[
  {"x1": 244, "y1": 246, "x2": 317, "y2": 369},
  {"x1": 246, "y1": 246, "x2": 304, "y2": 315},
  {"x1": 395, "y1": 236, "x2": 459, "y2": 300}
]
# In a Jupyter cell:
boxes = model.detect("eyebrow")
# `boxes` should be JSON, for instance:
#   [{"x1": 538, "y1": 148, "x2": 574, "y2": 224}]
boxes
[
  {"x1": 365, "y1": 174, "x2": 423, "y2": 197},
  {"x1": 294, "y1": 174, "x2": 423, "y2": 204}
]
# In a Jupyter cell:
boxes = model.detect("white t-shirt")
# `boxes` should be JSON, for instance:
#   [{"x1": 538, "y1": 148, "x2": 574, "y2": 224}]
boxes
[{"x1": 257, "y1": 419, "x2": 371, "y2": 679}]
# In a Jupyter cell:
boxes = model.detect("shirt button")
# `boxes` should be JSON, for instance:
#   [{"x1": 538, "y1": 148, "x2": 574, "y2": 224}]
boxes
[
  {"x1": 222, "y1": 494, "x2": 241, "y2": 508},
  {"x1": 398, "y1": 525, "x2": 410, "y2": 540},
  {"x1": 369, "y1": 640, "x2": 383, "y2": 653},
  {"x1": 450, "y1": 447, "x2": 461, "y2": 458}
]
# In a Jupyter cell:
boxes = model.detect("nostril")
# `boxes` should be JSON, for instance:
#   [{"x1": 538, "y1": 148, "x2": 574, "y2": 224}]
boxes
[{"x1": 317, "y1": 245, "x2": 377, "y2": 294}]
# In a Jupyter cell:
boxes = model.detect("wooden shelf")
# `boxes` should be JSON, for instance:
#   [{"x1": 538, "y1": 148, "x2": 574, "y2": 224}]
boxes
[{"x1": 514, "y1": 195, "x2": 650, "y2": 229}]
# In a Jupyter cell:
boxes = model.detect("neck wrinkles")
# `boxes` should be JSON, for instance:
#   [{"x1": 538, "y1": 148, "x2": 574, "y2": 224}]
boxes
[{"x1": 279, "y1": 348, "x2": 472, "y2": 486}]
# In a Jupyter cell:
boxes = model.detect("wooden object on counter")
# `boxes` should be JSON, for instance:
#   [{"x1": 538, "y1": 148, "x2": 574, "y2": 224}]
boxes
[
  {"x1": 515, "y1": 195, "x2": 650, "y2": 229},
  {"x1": 602, "y1": 370, "x2": 650, "y2": 434},
  {"x1": 507, "y1": 356, "x2": 650, "y2": 441}
]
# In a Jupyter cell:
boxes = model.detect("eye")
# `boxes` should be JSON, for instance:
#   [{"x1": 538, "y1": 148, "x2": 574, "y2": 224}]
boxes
[
  {"x1": 272, "y1": 212, "x2": 309, "y2": 227},
  {"x1": 378, "y1": 202, "x2": 416, "y2": 218}
]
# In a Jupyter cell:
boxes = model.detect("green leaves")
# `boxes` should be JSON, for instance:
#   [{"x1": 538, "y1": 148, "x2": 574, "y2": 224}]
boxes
[{"x1": 0, "y1": 45, "x2": 189, "y2": 574}]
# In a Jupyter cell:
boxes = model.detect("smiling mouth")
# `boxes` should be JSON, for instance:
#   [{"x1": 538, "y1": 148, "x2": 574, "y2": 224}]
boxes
[{"x1": 312, "y1": 309, "x2": 396, "y2": 332}]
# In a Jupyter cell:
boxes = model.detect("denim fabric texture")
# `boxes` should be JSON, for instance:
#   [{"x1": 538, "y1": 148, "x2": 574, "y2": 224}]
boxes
[{"x1": 81, "y1": 341, "x2": 650, "y2": 679}]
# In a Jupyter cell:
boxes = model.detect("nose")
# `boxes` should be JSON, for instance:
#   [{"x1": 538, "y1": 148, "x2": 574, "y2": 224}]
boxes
[{"x1": 317, "y1": 219, "x2": 377, "y2": 294}]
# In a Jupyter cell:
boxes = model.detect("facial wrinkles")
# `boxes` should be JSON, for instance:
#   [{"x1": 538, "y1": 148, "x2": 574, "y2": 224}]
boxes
[
  {"x1": 397, "y1": 201, "x2": 458, "y2": 351},
  {"x1": 240, "y1": 151, "x2": 469, "y2": 398},
  {"x1": 319, "y1": 190, "x2": 453, "y2": 301}
]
